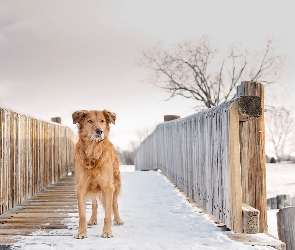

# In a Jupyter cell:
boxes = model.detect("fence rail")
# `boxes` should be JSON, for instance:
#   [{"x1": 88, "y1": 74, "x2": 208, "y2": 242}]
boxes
[
  {"x1": 135, "y1": 81, "x2": 266, "y2": 233},
  {"x1": 0, "y1": 106, "x2": 76, "y2": 215}
]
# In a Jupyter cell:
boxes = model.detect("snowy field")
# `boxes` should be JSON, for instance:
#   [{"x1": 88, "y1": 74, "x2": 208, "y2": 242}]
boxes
[
  {"x1": 266, "y1": 163, "x2": 295, "y2": 199},
  {"x1": 10, "y1": 165, "x2": 281, "y2": 250},
  {"x1": 266, "y1": 163, "x2": 295, "y2": 238}
]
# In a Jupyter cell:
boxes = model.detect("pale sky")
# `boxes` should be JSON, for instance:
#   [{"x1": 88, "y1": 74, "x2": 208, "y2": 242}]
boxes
[{"x1": 0, "y1": 0, "x2": 295, "y2": 150}]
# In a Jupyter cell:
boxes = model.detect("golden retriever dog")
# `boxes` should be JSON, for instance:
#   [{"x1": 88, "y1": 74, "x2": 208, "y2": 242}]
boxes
[{"x1": 72, "y1": 110, "x2": 123, "y2": 239}]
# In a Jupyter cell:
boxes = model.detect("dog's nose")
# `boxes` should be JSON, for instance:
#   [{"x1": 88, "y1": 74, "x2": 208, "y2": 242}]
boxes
[{"x1": 95, "y1": 128, "x2": 103, "y2": 135}]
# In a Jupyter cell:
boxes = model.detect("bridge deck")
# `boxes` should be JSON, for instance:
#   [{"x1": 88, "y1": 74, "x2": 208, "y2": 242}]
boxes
[
  {"x1": 0, "y1": 175, "x2": 77, "y2": 245},
  {"x1": 0, "y1": 168, "x2": 284, "y2": 249}
]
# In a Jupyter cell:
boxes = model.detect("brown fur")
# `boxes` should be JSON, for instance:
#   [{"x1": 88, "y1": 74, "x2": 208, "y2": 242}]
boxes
[{"x1": 72, "y1": 110, "x2": 123, "y2": 239}]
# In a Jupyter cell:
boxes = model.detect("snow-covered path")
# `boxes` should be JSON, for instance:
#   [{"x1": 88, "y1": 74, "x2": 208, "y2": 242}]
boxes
[{"x1": 12, "y1": 167, "x2": 273, "y2": 250}]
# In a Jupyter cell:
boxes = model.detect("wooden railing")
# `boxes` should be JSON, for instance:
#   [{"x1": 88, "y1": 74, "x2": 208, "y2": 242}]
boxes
[
  {"x1": 135, "y1": 81, "x2": 266, "y2": 233},
  {"x1": 0, "y1": 106, "x2": 77, "y2": 215}
]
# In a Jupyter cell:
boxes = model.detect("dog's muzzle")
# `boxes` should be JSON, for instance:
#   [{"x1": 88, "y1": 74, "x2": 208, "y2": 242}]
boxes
[{"x1": 90, "y1": 128, "x2": 104, "y2": 141}]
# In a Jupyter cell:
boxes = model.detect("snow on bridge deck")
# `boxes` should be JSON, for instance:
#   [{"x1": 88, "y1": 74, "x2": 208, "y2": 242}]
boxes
[{"x1": 0, "y1": 166, "x2": 277, "y2": 250}]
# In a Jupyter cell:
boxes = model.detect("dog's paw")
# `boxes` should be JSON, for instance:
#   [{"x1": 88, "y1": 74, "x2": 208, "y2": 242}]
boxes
[
  {"x1": 75, "y1": 231, "x2": 87, "y2": 239},
  {"x1": 113, "y1": 219, "x2": 124, "y2": 226},
  {"x1": 101, "y1": 231, "x2": 113, "y2": 238},
  {"x1": 88, "y1": 218, "x2": 97, "y2": 225}
]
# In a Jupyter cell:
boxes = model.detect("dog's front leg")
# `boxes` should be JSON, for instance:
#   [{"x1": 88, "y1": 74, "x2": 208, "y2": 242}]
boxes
[
  {"x1": 101, "y1": 185, "x2": 114, "y2": 238},
  {"x1": 75, "y1": 184, "x2": 87, "y2": 239}
]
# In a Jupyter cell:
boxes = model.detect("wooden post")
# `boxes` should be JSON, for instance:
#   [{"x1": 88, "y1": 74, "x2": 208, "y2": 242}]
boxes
[
  {"x1": 51, "y1": 117, "x2": 62, "y2": 124},
  {"x1": 228, "y1": 101, "x2": 243, "y2": 233},
  {"x1": 242, "y1": 203, "x2": 259, "y2": 234},
  {"x1": 277, "y1": 195, "x2": 291, "y2": 209},
  {"x1": 164, "y1": 115, "x2": 180, "y2": 122},
  {"x1": 277, "y1": 207, "x2": 295, "y2": 250},
  {"x1": 237, "y1": 81, "x2": 267, "y2": 233},
  {"x1": 267, "y1": 198, "x2": 271, "y2": 209},
  {"x1": 271, "y1": 197, "x2": 278, "y2": 209},
  {"x1": 0, "y1": 109, "x2": 3, "y2": 215}
]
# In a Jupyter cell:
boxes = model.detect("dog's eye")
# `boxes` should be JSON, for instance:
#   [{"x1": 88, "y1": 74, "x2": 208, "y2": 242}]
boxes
[
  {"x1": 101, "y1": 120, "x2": 105, "y2": 123},
  {"x1": 87, "y1": 120, "x2": 93, "y2": 123}
]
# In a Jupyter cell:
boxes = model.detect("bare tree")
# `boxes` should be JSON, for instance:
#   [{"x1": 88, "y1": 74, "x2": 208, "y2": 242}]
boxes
[
  {"x1": 140, "y1": 36, "x2": 283, "y2": 110},
  {"x1": 265, "y1": 107, "x2": 295, "y2": 162}
]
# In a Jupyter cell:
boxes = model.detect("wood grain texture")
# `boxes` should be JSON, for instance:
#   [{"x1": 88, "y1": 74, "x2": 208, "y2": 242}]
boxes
[
  {"x1": 135, "y1": 81, "x2": 266, "y2": 233},
  {"x1": 228, "y1": 102, "x2": 243, "y2": 232},
  {"x1": 0, "y1": 175, "x2": 77, "y2": 246},
  {"x1": 237, "y1": 81, "x2": 267, "y2": 233},
  {"x1": 277, "y1": 207, "x2": 295, "y2": 250},
  {"x1": 135, "y1": 101, "x2": 239, "y2": 231},
  {"x1": 0, "y1": 107, "x2": 77, "y2": 215},
  {"x1": 242, "y1": 203, "x2": 259, "y2": 234}
]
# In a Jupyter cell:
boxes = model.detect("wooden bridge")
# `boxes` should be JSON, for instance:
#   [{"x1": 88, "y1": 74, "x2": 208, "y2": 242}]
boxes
[
  {"x1": 0, "y1": 81, "x2": 286, "y2": 249},
  {"x1": 0, "y1": 169, "x2": 284, "y2": 249}
]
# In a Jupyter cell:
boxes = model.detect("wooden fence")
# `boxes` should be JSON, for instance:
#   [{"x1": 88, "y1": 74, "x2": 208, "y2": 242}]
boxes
[
  {"x1": 0, "y1": 106, "x2": 77, "y2": 215},
  {"x1": 268, "y1": 194, "x2": 293, "y2": 209},
  {"x1": 135, "y1": 81, "x2": 266, "y2": 233}
]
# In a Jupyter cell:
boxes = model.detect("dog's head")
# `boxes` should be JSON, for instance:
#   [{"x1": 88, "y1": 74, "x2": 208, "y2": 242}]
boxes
[{"x1": 72, "y1": 110, "x2": 116, "y2": 141}]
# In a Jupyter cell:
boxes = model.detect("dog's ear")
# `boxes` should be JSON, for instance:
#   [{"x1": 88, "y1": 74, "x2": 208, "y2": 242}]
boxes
[
  {"x1": 103, "y1": 110, "x2": 116, "y2": 125},
  {"x1": 72, "y1": 110, "x2": 88, "y2": 124}
]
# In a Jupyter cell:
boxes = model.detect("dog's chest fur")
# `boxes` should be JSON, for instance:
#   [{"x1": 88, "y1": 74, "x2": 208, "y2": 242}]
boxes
[{"x1": 78, "y1": 140, "x2": 109, "y2": 169}]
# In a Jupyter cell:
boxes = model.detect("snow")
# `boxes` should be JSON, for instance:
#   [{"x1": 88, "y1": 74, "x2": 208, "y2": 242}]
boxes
[
  {"x1": 10, "y1": 165, "x2": 277, "y2": 250},
  {"x1": 267, "y1": 209, "x2": 279, "y2": 238},
  {"x1": 266, "y1": 163, "x2": 295, "y2": 199},
  {"x1": 266, "y1": 163, "x2": 295, "y2": 239}
]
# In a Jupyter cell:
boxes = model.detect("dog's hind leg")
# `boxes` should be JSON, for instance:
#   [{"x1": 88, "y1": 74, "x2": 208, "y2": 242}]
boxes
[
  {"x1": 113, "y1": 188, "x2": 124, "y2": 226},
  {"x1": 88, "y1": 196, "x2": 98, "y2": 225}
]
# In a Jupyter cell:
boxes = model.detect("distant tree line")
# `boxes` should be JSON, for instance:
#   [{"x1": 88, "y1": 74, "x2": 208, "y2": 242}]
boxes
[
  {"x1": 116, "y1": 126, "x2": 155, "y2": 165},
  {"x1": 116, "y1": 145, "x2": 137, "y2": 165},
  {"x1": 266, "y1": 155, "x2": 295, "y2": 164}
]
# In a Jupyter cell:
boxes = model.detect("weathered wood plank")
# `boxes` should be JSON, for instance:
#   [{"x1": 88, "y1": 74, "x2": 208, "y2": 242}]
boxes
[
  {"x1": 0, "y1": 109, "x2": 3, "y2": 215},
  {"x1": 0, "y1": 106, "x2": 77, "y2": 216},
  {"x1": 228, "y1": 233, "x2": 285, "y2": 250},
  {"x1": 242, "y1": 203, "x2": 259, "y2": 234},
  {"x1": 0, "y1": 235, "x2": 21, "y2": 245},
  {"x1": 0, "y1": 176, "x2": 77, "y2": 245},
  {"x1": 237, "y1": 81, "x2": 267, "y2": 233},
  {"x1": 277, "y1": 207, "x2": 295, "y2": 250},
  {"x1": 0, "y1": 224, "x2": 69, "y2": 229},
  {"x1": 228, "y1": 102, "x2": 243, "y2": 233},
  {"x1": 0, "y1": 217, "x2": 76, "y2": 223}
]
